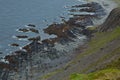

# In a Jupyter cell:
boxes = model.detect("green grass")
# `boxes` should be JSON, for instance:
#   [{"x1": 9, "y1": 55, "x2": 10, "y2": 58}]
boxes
[
  {"x1": 39, "y1": 27, "x2": 120, "y2": 80},
  {"x1": 90, "y1": 26, "x2": 120, "y2": 54},
  {"x1": 39, "y1": 69, "x2": 62, "y2": 80},
  {"x1": 104, "y1": 57, "x2": 120, "y2": 70},
  {"x1": 82, "y1": 46, "x2": 120, "y2": 73},
  {"x1": 65, "y1": 27, "x2": 120, "y2": 67},
  {"x1": 70, "y1": 69, "x2": 120, "y2": 80},
  {"x1": 70, "y1": 27, "x2": 120, "y2": 80}
]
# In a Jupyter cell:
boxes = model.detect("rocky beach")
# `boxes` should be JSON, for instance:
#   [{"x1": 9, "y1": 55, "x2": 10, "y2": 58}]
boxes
[{"x1": 0, "y1": 0, "x2": 119, "y2": 80}]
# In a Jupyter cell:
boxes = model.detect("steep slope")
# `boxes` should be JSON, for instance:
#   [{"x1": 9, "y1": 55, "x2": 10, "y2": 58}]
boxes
[
  {"x1": 43, "y1": 7, "x2": 120, "y2": 80},
  {"x1": 70, "y1": 69, "x2": 120, "y2": 80},
  {"x1": 99, "y1": 7, "x2": 120, "y2": 32},
  {"x1": 68, "y1": 7, "x2": 120, "y2": 80},
  {"x1": 68, "y1": 3, "x2": 120, "y2": 79},
  {"x1": 45, "y1": 27, "x2": 120, "y2": 80}
]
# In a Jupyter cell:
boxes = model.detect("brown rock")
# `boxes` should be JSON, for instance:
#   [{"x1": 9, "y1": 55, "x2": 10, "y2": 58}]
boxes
[
  {"x1": 44, "y1": 23, "x2": 71, "y2": 38},
  {"x1": 10, "y1": 43, "x2": 19, "y2": 47},
  {"x1": 29, "y1": 28, "x2": 39, "y2": 33}
]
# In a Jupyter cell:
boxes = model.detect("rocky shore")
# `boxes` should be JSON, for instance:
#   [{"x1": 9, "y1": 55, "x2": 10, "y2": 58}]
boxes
[{"x1": 0, "y1": 1, "x2": 112, "y2": 80}]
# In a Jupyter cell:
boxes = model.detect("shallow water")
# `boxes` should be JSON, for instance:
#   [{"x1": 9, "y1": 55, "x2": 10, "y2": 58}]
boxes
[{"x1": 0, "y1": 0, "x2": 86, "y2": 56}]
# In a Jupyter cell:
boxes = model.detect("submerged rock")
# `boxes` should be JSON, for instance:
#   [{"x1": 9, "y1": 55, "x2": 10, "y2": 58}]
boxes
[
  {"x1": 18, "y1": 28, "x2": 29, "y2": 32},
  {"x1": 28, "y1": 36, "x2": 41, "y2": 41},
  {"x1": 10, "y1": 43, "x2": 19, "y2": 47},
  {"x1": 27, "y1": 24, "x2": 36, "y2": 27},
  {"x1": 29, "y1": 28, "x2": 39, "y2": 33},
  {"x1": 16, "y1": 35, "x2": 28, "y2": 38},
  {"x1": 0, "y1": 52, "x2": 3, "y2": 54}
]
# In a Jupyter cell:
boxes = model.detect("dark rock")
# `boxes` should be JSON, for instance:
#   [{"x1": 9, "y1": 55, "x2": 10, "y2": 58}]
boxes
[
  {"x1": 29, "y1": 28, "x2": 39, "y2": 33},
  {"x1": 42, "y1": 38, "x2": 57, "y2": 46},
  {"x1": 72, "y1": 2, "x2": 101, "y2": 8},
  {"x1": 81, "y1": 29, "x2": 92, "y2": 37},
  {"x1": 27, "y1": 24, "x2": 36, "y2": 27},
  {"x1": 68, "y1": 9, "x2": 78, "y2": 12},
  {"x1": 58, "y1": 38, "x2": 74, "y2": 45},
  {"x1": 70, "y1": 2, "x2": 106, "y2": 17},
  {"x1": 44, "y1": 23, "x2": 72, "y2": 38},
  {"x1": 0, "y1": 62, "x2": 11, "y2": 70},
  {"x1": 80, "y1": 7, "x2": 96, "y2": 12},
  {"x1": 10, "y1": 43, "x2": 19, "y2": 47},
  {"x1": 99, "y1": 7, "x2": 120, "y2": 32},
  {"x1": 67, "y1": 16, "x2": 93, "y2": 27},
  {"x1": 22, "y1": 45, "x2": 32, "y2": 52},
  {"x1": 0, "y1": 52, "x2": 3, "y2": 54},
  {"x1": 16, "y1": 35, "x2": 28, "y2": 38},
  {"x1": 28, "y1": 36, "x2": 41, "y2": 41},
  {"x1": 75, "y1": 17, "x2": 93, "y2": 27},
  {"x1": 18, "y1": 28, "x2": 29, "y2": 32}
]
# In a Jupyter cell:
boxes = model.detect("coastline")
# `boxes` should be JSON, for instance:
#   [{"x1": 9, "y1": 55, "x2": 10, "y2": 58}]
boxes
[
  {"x1": 0, "y1": 0, "x2": 119, "y2": 80},
  {"x1": 87, "y1": 0, "x2": 117, "y2": 25},
  {"x1": 40, "y1": 0, "x2": 120, "y2": 80}
]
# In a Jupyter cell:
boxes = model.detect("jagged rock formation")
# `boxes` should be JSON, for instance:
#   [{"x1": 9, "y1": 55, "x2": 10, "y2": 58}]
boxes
[
  {"x1": 0, "y1": 2, "x2": 106, "y2": 80},
  {"x1": 44, "y1": 2, "x2": 106, "y2": 44},
  {"x1": 70, "y1": 2, "x2": 106, "y2": 17},
  {"x1": 99, "y1": 7, "x2": 120, "y2": 32}
]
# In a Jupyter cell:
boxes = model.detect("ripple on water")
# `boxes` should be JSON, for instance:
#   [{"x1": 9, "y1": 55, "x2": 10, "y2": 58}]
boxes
[{"x1": 0, "y1": 0, "x2": 86, "y2": 56}]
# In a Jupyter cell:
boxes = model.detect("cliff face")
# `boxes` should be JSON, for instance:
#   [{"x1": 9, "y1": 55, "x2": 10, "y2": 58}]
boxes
[{"x1": 99, "y1": 7, "x2": 120, "y2": 32}]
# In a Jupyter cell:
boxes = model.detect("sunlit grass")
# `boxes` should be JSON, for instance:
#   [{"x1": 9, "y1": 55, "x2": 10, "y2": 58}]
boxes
[{"x1": 70, "y1": 69, "x2": 120, "y2": 80}]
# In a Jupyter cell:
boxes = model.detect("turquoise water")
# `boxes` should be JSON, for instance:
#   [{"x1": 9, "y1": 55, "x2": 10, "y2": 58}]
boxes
[{"x1": 0, "y1": 0, "x2": 85, "y2": 56}]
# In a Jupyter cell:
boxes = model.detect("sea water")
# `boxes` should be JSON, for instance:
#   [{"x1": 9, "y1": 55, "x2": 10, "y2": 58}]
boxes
[{"x1": 0, "y1": 0, "x2": 86, "y2": 56}]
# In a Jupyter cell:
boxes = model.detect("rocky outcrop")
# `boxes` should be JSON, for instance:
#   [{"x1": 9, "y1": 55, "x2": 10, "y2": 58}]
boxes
[
  {"x1": 70, "y1": 2, "x2": 106, "y2": 17},
  {"x1": 99, "y1": 7, "x2": 120, "y2": 32},
  {"x1": 0, "y1": 2, "x2": 106, "y2": 80},
  {"x1": 44, "y1": 2, "x2": 106, "y2": 45}
]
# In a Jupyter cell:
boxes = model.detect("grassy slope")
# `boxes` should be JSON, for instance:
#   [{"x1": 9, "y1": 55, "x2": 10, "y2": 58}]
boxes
[
  {"x1": 69, "y1": 27, "x2": 120, "y2": 80},
  {"x1": 70, "y1": 57, "x2": 120, "y2": 80},
  {"x1": 40, "y1": 27, "x2": 120, "y2": 80},
  {"x1": 70, "y1": 1, "x2": 120, "y2": 80},
  {"x1": 40, "y1": 1, "x2": 120, "y2": 79},
  {"x1": 70, "y1": 69, "x2": 120, "y2": 80}
]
